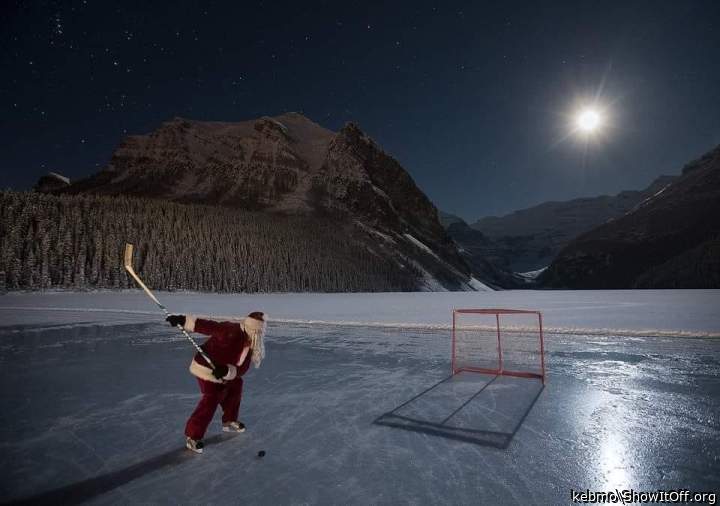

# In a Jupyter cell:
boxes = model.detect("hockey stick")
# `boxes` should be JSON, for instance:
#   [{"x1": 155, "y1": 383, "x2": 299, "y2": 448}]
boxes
[{"x1": 123, "y1": 243, "x2": 216, "y2": 369}]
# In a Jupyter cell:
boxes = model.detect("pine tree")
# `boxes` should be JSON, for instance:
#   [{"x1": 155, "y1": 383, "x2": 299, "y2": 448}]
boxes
[
  {"x1": 75, "y1": 237, "x2": 87, "y2": 289},
  {"x1": 40, "y1": 232, "x2": 51, "y2": 289},
  {"x1": 61, "y1": 227, "x2": 73, "y2": 288},
  {"x1": 0, "y1": 190, "x2": 421, "y2": 293}
]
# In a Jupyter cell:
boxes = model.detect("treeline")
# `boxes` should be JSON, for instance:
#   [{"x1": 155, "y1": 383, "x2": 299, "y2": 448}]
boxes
[{"x1": 0, "y1": 191, "x2": 419, "y2": 293}]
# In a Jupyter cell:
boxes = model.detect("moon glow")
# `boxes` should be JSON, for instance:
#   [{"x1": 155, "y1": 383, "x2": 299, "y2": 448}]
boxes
[{"x1": 576, "y1": 109, "x2": 602, "y2": 133}]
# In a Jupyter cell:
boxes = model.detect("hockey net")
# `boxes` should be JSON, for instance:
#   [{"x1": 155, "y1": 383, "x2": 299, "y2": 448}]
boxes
[{"x1": 452, "y1": 308, "x2": 546, "y2": 383}]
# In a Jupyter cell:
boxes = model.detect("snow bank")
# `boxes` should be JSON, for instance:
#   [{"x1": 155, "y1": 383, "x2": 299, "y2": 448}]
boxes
[
  {"x1": 516, "y1": 267, "x2": 547, "y2": 281},
  {"x1": 466, "y1": 277, "x2": 492, "y2": 292},
  {"x1": 1, "y1": 289, "x2": 719, "y2": 337}
]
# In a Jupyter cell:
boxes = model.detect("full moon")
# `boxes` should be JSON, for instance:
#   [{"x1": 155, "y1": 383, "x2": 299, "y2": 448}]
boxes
[{"x1": 576, "y1": 109, "x2": 602, "y2": 132}]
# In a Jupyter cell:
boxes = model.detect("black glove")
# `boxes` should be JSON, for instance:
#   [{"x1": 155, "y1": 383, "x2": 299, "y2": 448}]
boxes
[
  {"x1": 166, "y1": 314, "x2": 186, "y2": 327},
  {"x1": 212, "y1": 364, "x2": 229, "y2": 380}
]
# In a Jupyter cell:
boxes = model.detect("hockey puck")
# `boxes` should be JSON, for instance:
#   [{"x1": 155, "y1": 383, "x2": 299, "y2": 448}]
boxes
[{"x1": 257, "y1": 450, "x2": 266, "y2": 458}]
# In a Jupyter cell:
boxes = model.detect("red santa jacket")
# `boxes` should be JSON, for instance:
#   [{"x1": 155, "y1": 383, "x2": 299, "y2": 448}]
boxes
[{"x1": 185, "y1": 316, "x2": 252, "y2": 383}]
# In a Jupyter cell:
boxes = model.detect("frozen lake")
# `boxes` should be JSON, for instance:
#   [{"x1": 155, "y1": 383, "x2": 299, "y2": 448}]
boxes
[{"x1": 0, "y1": 291, "x2": 718, "y2": 504}]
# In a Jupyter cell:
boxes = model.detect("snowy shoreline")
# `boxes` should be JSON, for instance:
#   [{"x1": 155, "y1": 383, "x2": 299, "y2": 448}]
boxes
[{"x1": 1, "y1": 289, "x2": 719, "y2": 338}]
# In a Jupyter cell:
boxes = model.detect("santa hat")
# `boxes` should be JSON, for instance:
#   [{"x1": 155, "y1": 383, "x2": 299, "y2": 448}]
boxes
[{"x1": 242, "y1": 311, "x2": 267, "y2": 368}]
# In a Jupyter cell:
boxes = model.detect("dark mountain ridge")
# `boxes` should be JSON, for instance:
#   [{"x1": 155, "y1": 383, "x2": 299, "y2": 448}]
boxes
[
  {"x1": 468, "y1": 175, "x2": 678, "y2": 273},
  {"x1": 540, "y1": 144, "x2": 720, "y2": 288},
  {"x1": 43, "y1": 113, "x2": 486, "y2": 291}
]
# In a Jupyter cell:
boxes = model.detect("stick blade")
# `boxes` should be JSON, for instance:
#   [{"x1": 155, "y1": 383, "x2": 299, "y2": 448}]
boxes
[{"x1": 124, "y1": 243, "x2": 134, "y2": 270}]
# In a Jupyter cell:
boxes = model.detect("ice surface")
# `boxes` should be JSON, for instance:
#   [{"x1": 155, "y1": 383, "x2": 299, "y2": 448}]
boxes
[
  {"x1": 375, "y1": 373, "x2": 545, "y2": 448},
  {"x1": 0, "y1": 290, "x2": 718, "y2": 504}
]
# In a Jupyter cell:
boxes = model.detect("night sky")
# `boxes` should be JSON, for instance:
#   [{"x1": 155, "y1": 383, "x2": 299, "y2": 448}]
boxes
[{"x1": 2, "y1": 0, "x2": 720, "y2": 220}]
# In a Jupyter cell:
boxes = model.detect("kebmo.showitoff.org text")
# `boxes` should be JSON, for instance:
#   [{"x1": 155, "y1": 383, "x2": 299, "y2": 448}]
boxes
[{"x1": 570, "y1": 489, "x2": 716, "y2": 505}]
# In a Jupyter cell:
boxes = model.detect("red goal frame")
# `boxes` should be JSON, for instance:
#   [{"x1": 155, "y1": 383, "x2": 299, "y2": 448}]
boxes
[{"x1": 452, "y1": 308, "x2": 546, "y2": 384}]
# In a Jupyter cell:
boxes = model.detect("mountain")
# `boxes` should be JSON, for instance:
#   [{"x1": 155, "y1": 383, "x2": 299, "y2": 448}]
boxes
[
  {"x1": 49, "y1": 113, "x2": 481, "y2": 291},
  {"x1": 34, "y1": 172, "x2": 70, "y2": 193},
  {"x1": 540, "y1": 144, "x2": 720, "y2": 288},
  {"x1": 469, "y1": 175, "x2": 677, "y2": 272},
  {"x1": 438, "y1": 211, "x2": 464, "y2": 228},
  {"x1": 444, "y1": 219, "x2": 524, "y2": 289}
]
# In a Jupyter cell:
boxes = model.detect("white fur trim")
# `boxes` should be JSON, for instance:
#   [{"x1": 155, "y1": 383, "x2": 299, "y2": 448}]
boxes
[
  {"x1": 184, "y1": 315, "x2": 197, "y2": 332},
  {"x1": 189, "y1": 359, "x2": 223, "y2": 383},
  {"x1": 236, "y1": 346, "x2": 250, "y2": 367},
  {"x1": 223, "y1": 364, "x2": 237, "y2": 381}
]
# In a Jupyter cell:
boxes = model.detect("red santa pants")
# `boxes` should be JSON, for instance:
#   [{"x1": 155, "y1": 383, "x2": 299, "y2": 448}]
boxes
[{"x1": 185, "y1": 377, "x2": 244, "y2": 440}]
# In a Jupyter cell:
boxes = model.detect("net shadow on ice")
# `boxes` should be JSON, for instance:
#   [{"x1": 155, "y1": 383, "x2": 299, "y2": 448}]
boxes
[{"x1": 373, "y1": 371, "x2": 544, "y2": 449}]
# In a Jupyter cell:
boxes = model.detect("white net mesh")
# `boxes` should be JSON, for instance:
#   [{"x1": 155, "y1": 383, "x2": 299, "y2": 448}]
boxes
[{"x1": 453, "y1": 310, "x2": 544, "y2": 378}]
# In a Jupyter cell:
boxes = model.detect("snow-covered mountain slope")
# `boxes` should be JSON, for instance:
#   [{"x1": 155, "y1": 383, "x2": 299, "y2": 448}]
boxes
[
  {"x1": 541, "y1": 144, "x2": 720, "y2": 288},
  {"x1": 443, "y1": 220, "x2": 524, "y2": 289},
  {"x1": 467, "y1": 175, "x2": 677, "y2": 272},
  {"x1": 37, "y1": 113, "x2": 481, "y2": 291}
]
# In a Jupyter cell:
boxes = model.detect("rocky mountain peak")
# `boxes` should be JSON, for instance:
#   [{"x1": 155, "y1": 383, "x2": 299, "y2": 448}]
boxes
[
  {"x1": 337, "y1": 122, "x2": 379, "y2": 151},
  {"x1": 49, "y1": 113, "x2": 479, "y2": 291},
  {"x1": 158, "y1": 116, "x2": 193, "y2": 131},
  {"x1": 34, "y1": 172, "x2": 70, "y2": 193},
  {"x1": 682, "y1": 143, "x2": 720, "y2": 175},
  {"x1": 254, "y1": 116, "x2": 291, "y2": 141}
]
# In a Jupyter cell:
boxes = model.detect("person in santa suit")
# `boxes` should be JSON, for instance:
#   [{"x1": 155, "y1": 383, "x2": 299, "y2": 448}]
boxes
[{"x1": 165, "y1": 311, "x2": 267, "y2": 454}]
